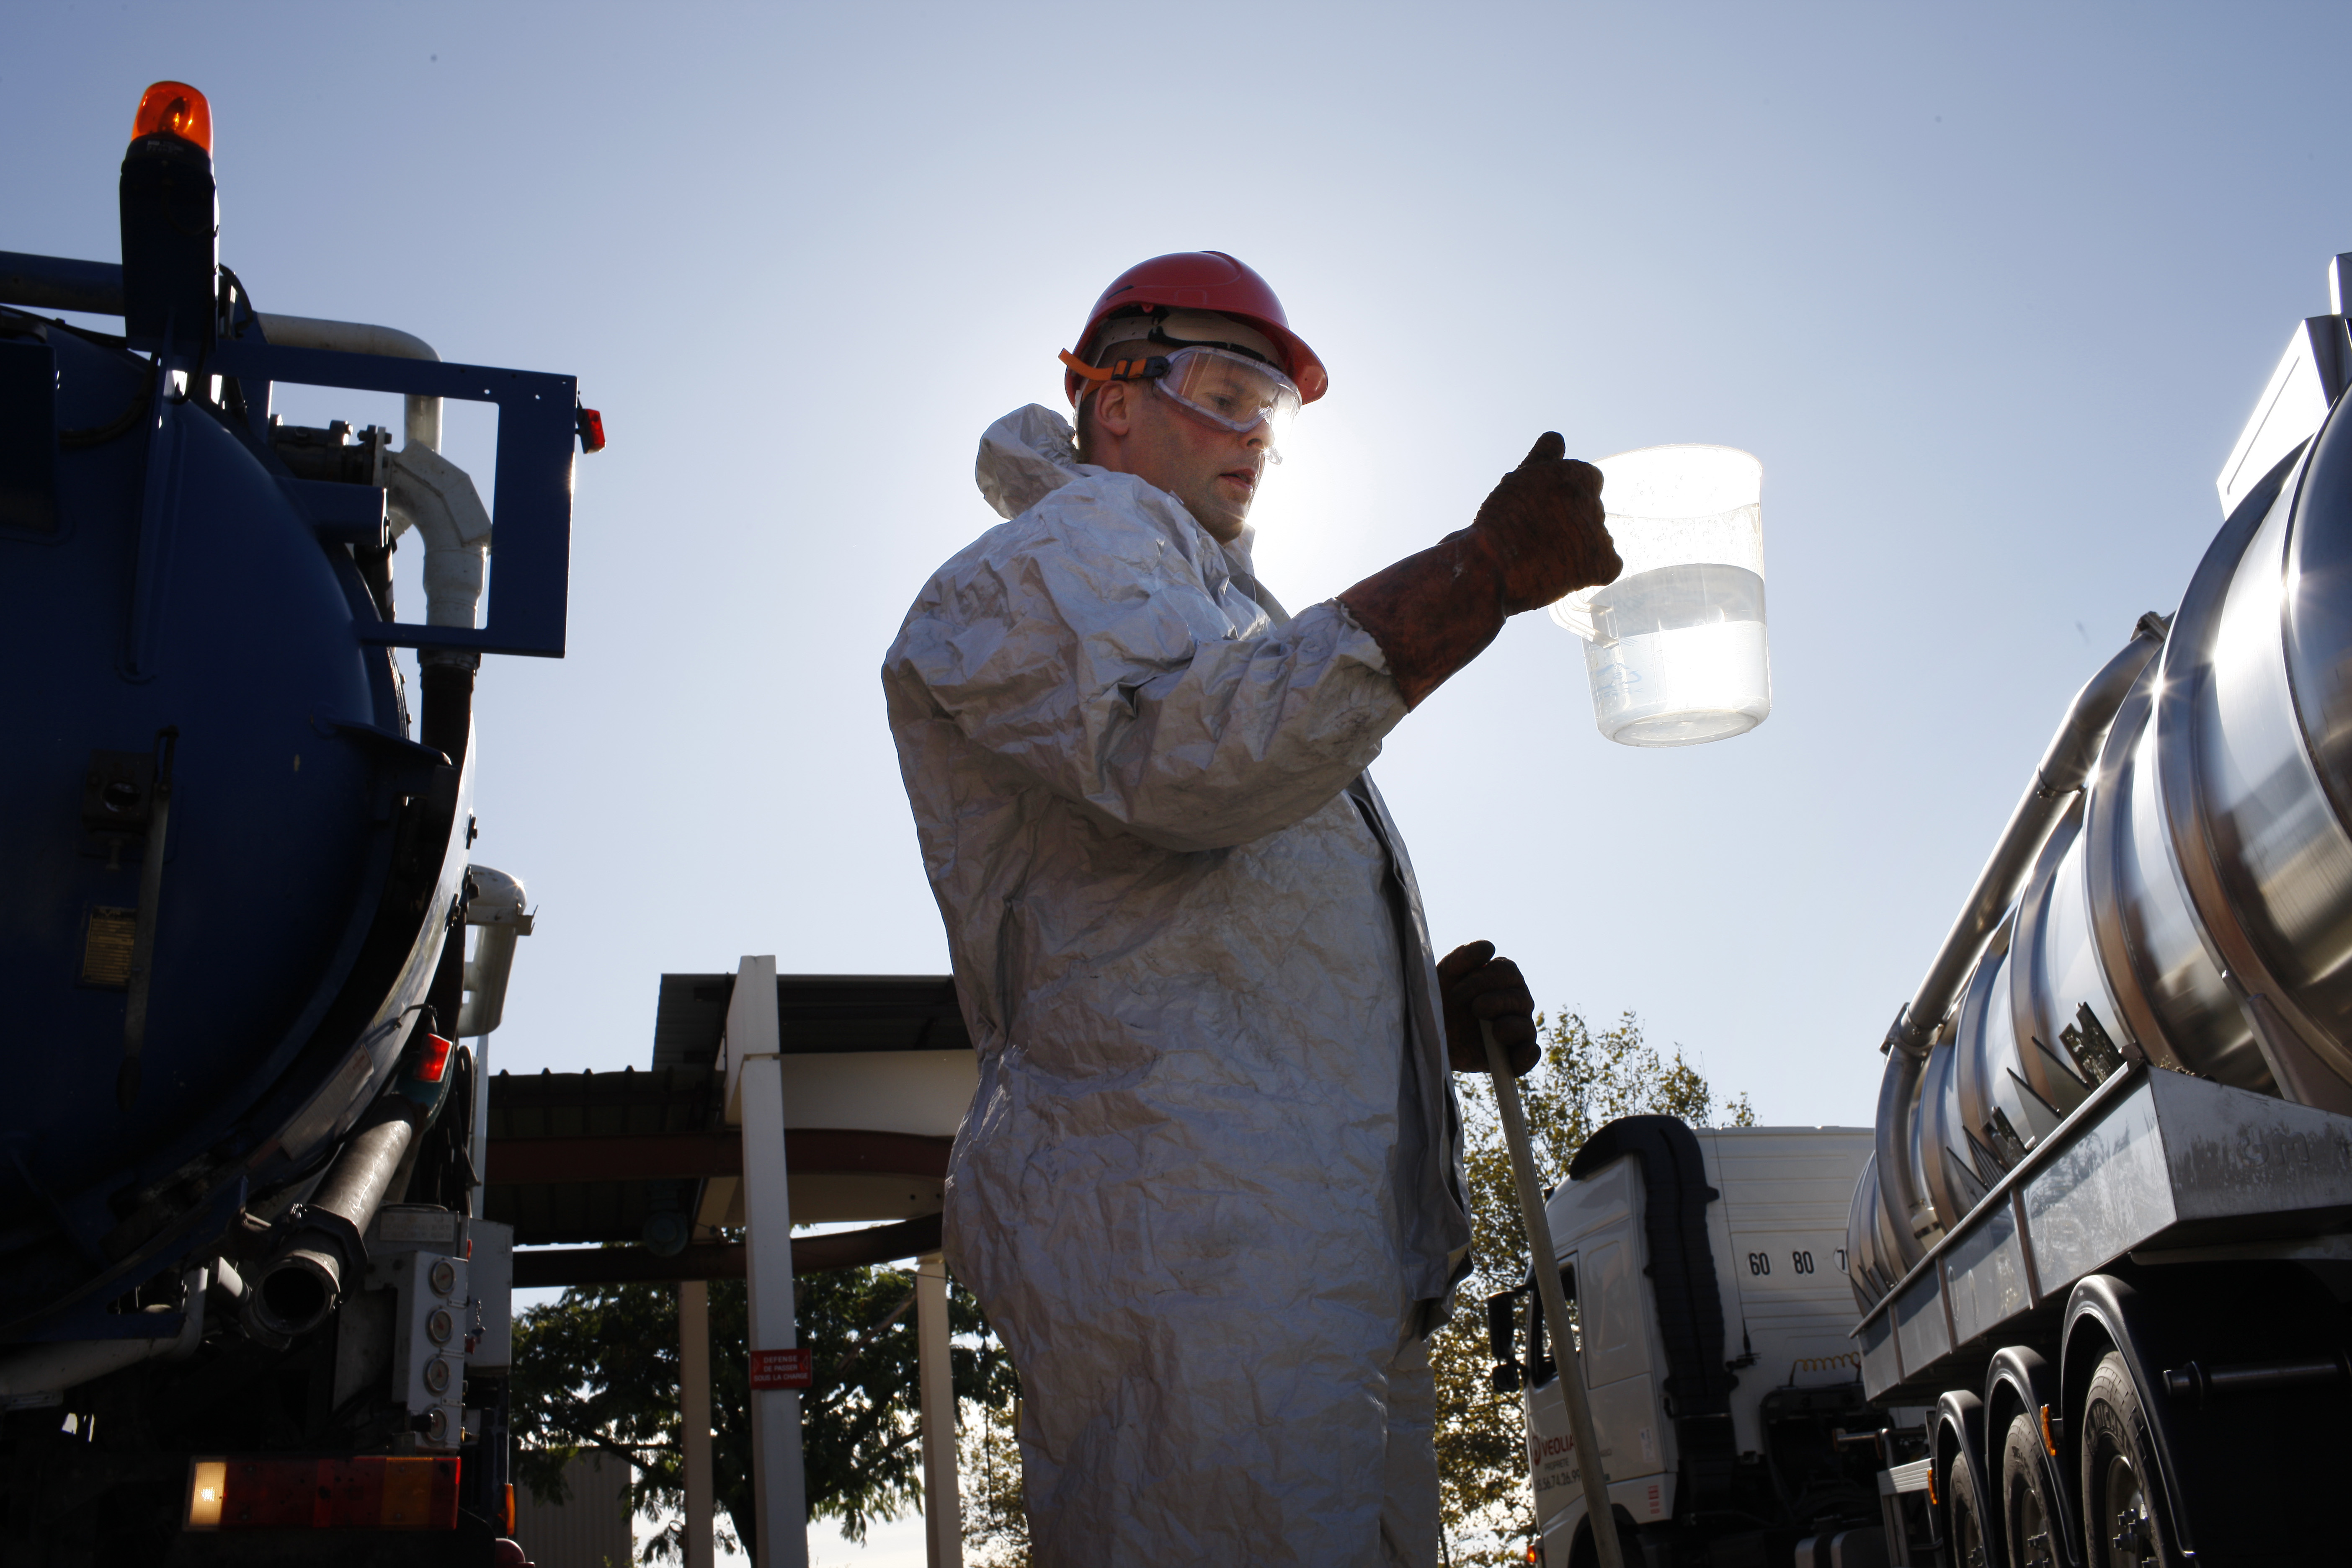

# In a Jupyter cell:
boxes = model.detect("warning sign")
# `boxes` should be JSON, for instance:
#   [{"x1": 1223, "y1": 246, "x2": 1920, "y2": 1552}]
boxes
[{"x1": 749, "y1": 1349, "x2": 813, "y2": 1390}]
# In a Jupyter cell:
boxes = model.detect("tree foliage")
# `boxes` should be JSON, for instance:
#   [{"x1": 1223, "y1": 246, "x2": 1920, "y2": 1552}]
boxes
[
  {"x1": 958, "y1": 1391, "x2": 1029, "y2": 1566},
  {"x1": 1433, "y1": 1010, "x2": 1755, "y2": 1566},
  {"x1": 511, "y1": 1252, "x2": 1015, "y2": 1561}
]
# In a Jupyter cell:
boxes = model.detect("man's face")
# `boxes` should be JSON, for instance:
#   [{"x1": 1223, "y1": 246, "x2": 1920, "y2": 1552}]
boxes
[{"x1": 1091, "y1": 369, "x2": 1270, "y2": 544}]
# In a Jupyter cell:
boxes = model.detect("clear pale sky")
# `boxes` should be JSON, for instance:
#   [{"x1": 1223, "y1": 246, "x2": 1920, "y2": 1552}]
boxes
[{"x1": 10, "y1": 5, "x2": 2348, "y2": 1163}]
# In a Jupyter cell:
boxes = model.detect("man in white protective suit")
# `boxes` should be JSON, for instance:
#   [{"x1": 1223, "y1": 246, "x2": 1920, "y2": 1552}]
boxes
[{"x1": 880, "y1": 251, "x2": 1620, "y2": 1565}]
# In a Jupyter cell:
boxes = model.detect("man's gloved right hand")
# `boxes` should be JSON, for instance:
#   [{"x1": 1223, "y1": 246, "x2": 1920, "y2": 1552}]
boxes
[{"x1": 1336, "y1": 433, "x2": 1620, "y2": 710}]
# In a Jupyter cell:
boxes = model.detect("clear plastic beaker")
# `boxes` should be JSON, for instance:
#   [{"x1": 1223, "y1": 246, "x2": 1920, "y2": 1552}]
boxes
[{"x1": 1550, "y1": 445, "x2": 1771, "y2": 748}]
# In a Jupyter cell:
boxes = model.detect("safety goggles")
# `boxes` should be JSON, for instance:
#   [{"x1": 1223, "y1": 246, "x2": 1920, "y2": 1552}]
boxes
[{"x1": 1060, "y1": 344, "x2": 1302, "y2": 462}]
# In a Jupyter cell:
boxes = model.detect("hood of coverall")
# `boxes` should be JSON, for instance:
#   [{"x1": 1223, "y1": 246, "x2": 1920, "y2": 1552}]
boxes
[{"x1": 975, "y1": 403, "x2": 1261, "y2": 569}]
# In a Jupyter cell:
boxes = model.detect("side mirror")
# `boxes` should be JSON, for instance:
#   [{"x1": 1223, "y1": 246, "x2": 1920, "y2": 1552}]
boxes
[
  {"x1": 1529, "y1": 1266, "x2": 1578, "y2": 1388},
  {"x1": 1485, "y1": 1289, "x2": 1521, "y2": 1364}
]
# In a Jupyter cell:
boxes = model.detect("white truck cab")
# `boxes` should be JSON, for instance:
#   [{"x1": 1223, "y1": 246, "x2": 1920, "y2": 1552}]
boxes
[{"x1": 1494, "y1": 1118, "x2": 1883, "y2": 1566}]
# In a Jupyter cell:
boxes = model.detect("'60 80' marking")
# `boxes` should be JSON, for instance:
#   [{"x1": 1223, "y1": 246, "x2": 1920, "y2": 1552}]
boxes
[{"x1": 1741, "y1": 1245, "x2": 1849, "y2": 1279}]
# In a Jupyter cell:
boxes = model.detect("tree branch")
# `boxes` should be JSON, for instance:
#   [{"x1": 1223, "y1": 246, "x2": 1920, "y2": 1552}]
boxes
[{"x1": 826, "y1": 1287, "x2": 918, "y2": 1386}]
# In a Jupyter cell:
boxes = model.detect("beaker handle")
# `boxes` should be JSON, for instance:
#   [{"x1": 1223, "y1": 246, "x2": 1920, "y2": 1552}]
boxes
[{"x1": 1548, "y1": 589, "x2": 1609, "y2": 646}]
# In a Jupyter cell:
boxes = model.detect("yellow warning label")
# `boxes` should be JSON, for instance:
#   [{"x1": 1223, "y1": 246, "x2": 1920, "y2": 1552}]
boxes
[{"x1": 81, "y1": 907, "x2": 137, "y2": 989}]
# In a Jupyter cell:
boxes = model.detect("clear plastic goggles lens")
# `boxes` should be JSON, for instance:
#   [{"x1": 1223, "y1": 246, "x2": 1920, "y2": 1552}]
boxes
[{"x1": 1154, "y1": 346, "x2": 1301, "y2": 459}]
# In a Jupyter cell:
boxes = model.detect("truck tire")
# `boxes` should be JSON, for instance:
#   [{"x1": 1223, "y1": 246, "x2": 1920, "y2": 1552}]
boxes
[
  {"x1": 1567, "y1": 1508, "x2": 1643, "y2": 1568},
  {"x1": 1948, "y1": 1450, "x2": 1993, "y2": 1568},
  {"x1": 2000, "y1": 1412, "x2": 2063, "y2": 1568},
  {"x1": 2079, "y1": 1351, "x2": 2173, "y2": 1567}
]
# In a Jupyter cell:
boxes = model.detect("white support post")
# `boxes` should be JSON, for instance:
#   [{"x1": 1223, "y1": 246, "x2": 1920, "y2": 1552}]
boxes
[
  {"x1": 680, "y1": 1279, "x2": 714, "y2": 1568},
  {"x1": 726, "y1": 954, "x2": 809, "y2": 1568},
  {"x1": 915, "y1": 1252, "x2": 962, "y2": 1568},
  {"x1": 468, "y1": 1032, "x2": 490, "y2": 1220}
]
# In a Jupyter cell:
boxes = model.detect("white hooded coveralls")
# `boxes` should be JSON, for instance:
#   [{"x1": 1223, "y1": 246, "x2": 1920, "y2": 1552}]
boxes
[{"x1": 882, "y1": 406, "x2": 1473, "y2": 1565}]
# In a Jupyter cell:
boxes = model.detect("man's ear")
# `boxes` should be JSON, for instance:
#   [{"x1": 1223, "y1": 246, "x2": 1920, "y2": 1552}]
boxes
[{"x1": 1091, "y1": 377, "x2": 1138, "y2": 440}]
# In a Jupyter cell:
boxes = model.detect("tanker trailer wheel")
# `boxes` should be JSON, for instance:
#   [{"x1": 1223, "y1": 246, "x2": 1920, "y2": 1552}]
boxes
[
  {"x1": 2080, "y1": 1352, "x2": 2172, "y2": 1567},
  {"x1": 1947, "y1": 1449, "x2": 1994, "y2": 1568},
  {"x1": 2000, "y1": 1413, "x2": 2063, "y2": 1568}
]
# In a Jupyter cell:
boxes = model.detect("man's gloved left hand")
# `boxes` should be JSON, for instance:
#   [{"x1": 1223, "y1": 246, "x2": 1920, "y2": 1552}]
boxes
[{"x1": 1439, "y1": 940, "x2": 1539, "y2": 1076}]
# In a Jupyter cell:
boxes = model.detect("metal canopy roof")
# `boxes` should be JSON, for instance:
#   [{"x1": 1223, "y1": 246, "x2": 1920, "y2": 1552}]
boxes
[
  {"x1": 650, "y1": 973, "x2": 970, "y2": 1069},
  {"x1": 484, "y1": 1065, "x2": 720, "y2": 1248},
  {"x1": 485, "y1": 973, "x2": 970, "y2": 1280}
]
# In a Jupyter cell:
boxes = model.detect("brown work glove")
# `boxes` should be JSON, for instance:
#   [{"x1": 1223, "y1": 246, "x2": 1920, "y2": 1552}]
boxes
[
  {"x1": 1470, "y1": 433, "x2": 1619, "y2": 611},
  {"x1": 1338, "y1": 434, "x2": 1619, "y2": 709},
  {"x1": 1439, "y1": 940, "x2": 1540, "y2": 1076}
]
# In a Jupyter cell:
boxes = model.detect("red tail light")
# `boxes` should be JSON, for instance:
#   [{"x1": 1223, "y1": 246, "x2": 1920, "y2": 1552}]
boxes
[
  {"x1": 185, "y1": 1456, "x2": 459, "y2": 1530},
  {"x1": 413, "y1": 1034, "x2": 455, "y2": 1084}
]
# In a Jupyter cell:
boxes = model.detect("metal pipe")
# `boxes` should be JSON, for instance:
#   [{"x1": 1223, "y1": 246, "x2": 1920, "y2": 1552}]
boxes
[
  {"x1": 263, "y1": 309, "x2": 498, "y2": 639},
  {"x1": 459, "y1": 866, "x2": 531, "y2": 1213},
  {"x1": 0, "y1": 263, "x2": 441, "y2": 459},
  {"x1": 2164, "y1": 1354, "x2": 2350, "y2": 1404},
  {"x1": 0, "y1": 259, "x2": 486, "y2": 634},
  {"x1": 456, "y1": 867, "x2": 530, "y2": 1037},
  {"x1": 250, "y1": 311, "x2": 441, "y2": 452},
  {"x1": 246, "y1": 1097, "x2": 423, "y2": 1338},
  {"x1": 205, "y1": 1258, "x2": 246, "y2": 1318},
  {"x1": 0, "y1": 250, "x2": 125, "y2": 316},
  {"x1": 1873, "y1": 615, "x2": 2167, "y2": 1266}
]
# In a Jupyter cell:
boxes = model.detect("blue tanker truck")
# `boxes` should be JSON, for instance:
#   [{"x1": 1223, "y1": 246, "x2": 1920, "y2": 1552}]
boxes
[{"x1": 0, "y1": 81, "x2": 593, "y2": 1563}]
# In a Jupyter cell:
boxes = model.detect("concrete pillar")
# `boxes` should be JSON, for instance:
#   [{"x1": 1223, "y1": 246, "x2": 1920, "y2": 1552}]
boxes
[
  {"x1": 680, "y1": 1279, "x2": 714, "y2": 1568},
  {"x1": 916, "y1": 1251, "x2": 962, "y2": 1568},
  {"x1": 727, "y1": 955, "x2": 809, "y2": 1568}
]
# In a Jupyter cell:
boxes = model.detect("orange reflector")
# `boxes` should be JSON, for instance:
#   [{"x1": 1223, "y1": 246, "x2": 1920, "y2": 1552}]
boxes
[
  {"x1": 132, "y1": 82, "x2": 213, "y2": 155},
  {"x1": 503, "y1": 1481, "x2": 516, "y2": 1535},
  {"x1": 183, "y1": 1455, "x2": 459, "y2": 1531},
  {"x1": 186, "y1": 1460, "x2": 226, "y2": 1528},
  {"x1": 1925, "y1": 1464, "x2": 1939, "y2": 1507},
  {"x1": 2040, "y1": 1403, "x2": 2058, "y2": 1457},
  {"x1": 413, "y1": 1034, "x2": 455, "y2": 1084}
]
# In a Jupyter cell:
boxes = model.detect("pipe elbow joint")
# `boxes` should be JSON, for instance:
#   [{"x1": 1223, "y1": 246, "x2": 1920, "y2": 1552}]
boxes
[{"x1": 385, "y1": 445, "x2": 494, "y2": 630}]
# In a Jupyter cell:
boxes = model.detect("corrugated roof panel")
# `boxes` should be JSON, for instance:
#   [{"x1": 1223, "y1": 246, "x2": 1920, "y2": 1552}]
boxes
[
  {"x1": 650, "y1": 973, "x2": 733, "y2": 1070},
  {"x1": 650, "y1": 972, "x2": 972, "y2": 1063}
]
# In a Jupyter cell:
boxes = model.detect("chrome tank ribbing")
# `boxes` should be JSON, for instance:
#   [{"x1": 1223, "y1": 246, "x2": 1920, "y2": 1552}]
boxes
[{"x1": 1850, "y1": 388, "x2": 2352, "y2": 1310}]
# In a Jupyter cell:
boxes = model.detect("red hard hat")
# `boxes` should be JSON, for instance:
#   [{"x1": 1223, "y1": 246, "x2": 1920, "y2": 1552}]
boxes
[{"x1": 1063, "y1": 251, "x2": 1328, "y2": 406}]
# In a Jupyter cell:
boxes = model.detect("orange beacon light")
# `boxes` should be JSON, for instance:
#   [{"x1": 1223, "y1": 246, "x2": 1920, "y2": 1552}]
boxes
[{"x1": 131, "y1": 81, "x2": 212, "y2": 154}]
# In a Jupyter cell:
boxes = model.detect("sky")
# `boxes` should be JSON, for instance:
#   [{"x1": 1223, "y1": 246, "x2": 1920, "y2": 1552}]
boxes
[
  {"x1": 13, "y1": 0, "x2": 2351, "y2": 1137},
  {"x1": 8, "y1": 3, "x2": 2351, "y2": 1554}
]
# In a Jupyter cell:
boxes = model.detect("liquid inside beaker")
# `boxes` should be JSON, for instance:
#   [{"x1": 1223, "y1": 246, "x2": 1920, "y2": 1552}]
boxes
[
  {"x1": 1579, "y1": 562, "x2": 1772, "y2": 747},
  {"x1": 1553, "y1": 444, "x2": 1772, "y2": 748}
]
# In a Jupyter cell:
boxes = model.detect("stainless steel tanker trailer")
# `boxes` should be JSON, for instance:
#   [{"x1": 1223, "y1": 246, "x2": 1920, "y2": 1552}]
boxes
[
  {"x1": 1838, "y1": 253, "x2": 2352, "y2": 1568},
  {"x1": 1501, "y1": 256, "x2": 2352, "y2": 1568},
  {"x1": 0, "y1": 83, "x2": 591, "y2": 1563}
]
